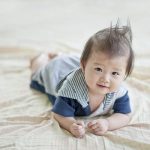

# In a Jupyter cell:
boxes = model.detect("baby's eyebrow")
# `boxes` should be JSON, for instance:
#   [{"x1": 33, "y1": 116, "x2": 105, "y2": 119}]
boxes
[
  {"x1": 113, "y1": 68, "x2": 123, "y2": 72},
  {"x1": 93, "y1": 63, "x2": 103, "y2": 66},
  {"x1": 93, "y1": 63, "x2": 124, "y2": 72}
]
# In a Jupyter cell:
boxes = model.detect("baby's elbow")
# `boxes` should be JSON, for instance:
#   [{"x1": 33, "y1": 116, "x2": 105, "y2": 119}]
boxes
[
  {"x1": 126, "y1": 112, "x2": 132, "y2": 118},
  {"x1": 52, "y1": 112, "x2": 61, "y2": 121},
  {"x1": 125, "y1": 113, "x2": 132, "y2": 122}
]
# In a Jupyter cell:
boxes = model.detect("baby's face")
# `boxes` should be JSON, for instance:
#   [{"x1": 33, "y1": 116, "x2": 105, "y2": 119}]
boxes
[{"x1": 81, "y1": 50, "x2": 128, "y2": 96}]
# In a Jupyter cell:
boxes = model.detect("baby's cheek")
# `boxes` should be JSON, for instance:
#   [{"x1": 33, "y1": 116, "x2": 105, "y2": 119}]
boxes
[
  {"x1": 110, "y1": 81, "x2": 121, "y2": 91},
  {"x1": 86, "y1": 77, "x2": 94, "y2": 87}
]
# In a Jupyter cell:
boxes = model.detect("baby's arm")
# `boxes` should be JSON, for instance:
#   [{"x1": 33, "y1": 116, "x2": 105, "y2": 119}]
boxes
[
  {"x1": 88, "y1": 90, "x2": 132, "y2": 135},
  {"x1": 105, "y1": 113, "x2": 131, "y2": 130},
  {"x1": 88, "y1": 113, "x2": 131, "y2": 135},
  {"x1": 53, "y1": 112, "x2": 85, "y2": 138}
]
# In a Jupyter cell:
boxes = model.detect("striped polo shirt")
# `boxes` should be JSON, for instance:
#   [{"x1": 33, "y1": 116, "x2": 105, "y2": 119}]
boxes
[
  {"x1": 52, "y1": 68, "x2": 131, "y2": 117},
  {"x1": 30, "y1": 55, "x2": 131, "y2": 117}
]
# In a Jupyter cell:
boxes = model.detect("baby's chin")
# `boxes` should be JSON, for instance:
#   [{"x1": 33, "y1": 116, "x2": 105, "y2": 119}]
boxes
[{"x1": 108, "y1": 88, "x2": 119, "y2": 93}]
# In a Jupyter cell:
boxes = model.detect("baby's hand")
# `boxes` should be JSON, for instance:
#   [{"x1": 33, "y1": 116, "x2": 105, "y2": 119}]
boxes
[
  {"x1": 70, "y1": 120, "x2": 85, "y2": 138},
  {"x1": 87, "y1": 119, "x2": 109, "y2": 135}
]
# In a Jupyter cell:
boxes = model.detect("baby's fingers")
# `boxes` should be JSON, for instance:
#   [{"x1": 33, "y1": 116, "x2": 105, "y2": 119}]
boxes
[
  {"x1": 76, "y1": 120, "x2": 85, "y2": 127},
  {"x1": 94, "y1": 130, "x2": 106, "y2": 136},
  {"x1": 87, "y1": 120, "x2": 97, "y2": 128},
  {"x1": 72, "y1": 123, "x2": 83, "y2": 130},
  {"x1": 70, "y1": 121, "x2": 86, "y2": 138}
]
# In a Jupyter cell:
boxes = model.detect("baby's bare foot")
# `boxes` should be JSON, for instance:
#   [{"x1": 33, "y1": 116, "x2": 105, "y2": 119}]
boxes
[
  {"x1": 30, "y1": 52, "x2": 58, "y2": 74},
  {"x1": 48, "y1": 53, "x2": 58, "y2": 59}
]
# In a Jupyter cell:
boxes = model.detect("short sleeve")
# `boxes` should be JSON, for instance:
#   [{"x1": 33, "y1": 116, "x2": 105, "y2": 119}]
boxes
[
  {"x1": 113, "y1": 92, "x2": 131, "y2": 114},
  {"x1": 51, "y1": 96, "x2": 75, "y2": 117}
]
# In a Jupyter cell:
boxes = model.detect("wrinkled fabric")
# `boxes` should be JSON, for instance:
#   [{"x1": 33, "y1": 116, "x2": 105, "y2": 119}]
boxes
[{"x1": 0, "y1": 47, "x2": 150, "y2": 150}]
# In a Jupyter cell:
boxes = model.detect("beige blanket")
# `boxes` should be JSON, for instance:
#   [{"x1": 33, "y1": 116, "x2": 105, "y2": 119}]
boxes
[{"x1": 0, "y1": 47, "x2": 150, "y2": 150}]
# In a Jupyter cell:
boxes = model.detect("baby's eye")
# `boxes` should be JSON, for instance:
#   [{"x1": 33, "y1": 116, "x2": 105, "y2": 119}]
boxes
[
  {"x1": 95, "y1": 68, "x2": 102, "y2": 72},
  {"x1": 112, "y1": 72, "x2": 119, "y2": 76}
]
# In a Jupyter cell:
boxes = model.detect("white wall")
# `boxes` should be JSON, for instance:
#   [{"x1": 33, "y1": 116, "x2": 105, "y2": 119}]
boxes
[{"x1": 0, "y1": 0, "x2": 150, "y2": 53}]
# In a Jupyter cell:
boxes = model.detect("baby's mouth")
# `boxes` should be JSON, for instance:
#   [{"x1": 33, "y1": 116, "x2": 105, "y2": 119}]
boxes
[{"x1": 96, "y1": 83, "x2": 109, "y2": 89}]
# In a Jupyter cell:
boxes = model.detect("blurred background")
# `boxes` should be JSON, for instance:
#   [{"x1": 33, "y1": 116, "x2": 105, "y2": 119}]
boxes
[{"x1": 0, "y1": 0, "x2": 150, "y2": 54}]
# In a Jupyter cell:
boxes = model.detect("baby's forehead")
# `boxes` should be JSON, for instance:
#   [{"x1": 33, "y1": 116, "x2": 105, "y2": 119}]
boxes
[
  {"x1": 90, "y1": 48, "x2": 129, "y2": 60},
  {"x1": 89, "y1": 51, "x2": 128, "y2": 67}
]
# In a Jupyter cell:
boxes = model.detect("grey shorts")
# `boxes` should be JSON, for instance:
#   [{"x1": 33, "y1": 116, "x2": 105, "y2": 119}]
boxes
[{"x1": 31, "y1": 54, "x2": 80, "y2": 96}]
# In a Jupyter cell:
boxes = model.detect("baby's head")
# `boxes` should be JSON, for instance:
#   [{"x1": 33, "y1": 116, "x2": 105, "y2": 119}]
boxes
[{"x1": 80, "y1": 24, "x2": 134, "y2": 78}]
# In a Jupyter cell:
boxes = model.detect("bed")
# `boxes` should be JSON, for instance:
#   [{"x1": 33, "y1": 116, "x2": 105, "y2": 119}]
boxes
[{"x1": 0, "y1": 46, "x2": 149, "y2": 150}]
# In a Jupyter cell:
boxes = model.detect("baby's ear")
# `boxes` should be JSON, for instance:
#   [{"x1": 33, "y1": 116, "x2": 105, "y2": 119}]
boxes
[{"x1": 80, "y1": 61, "x2": 85, "y2": 73}]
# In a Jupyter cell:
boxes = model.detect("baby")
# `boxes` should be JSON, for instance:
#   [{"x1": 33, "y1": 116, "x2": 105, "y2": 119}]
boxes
[{"x1": 30, "y1": 23, "x2": 134, "y2": 138}]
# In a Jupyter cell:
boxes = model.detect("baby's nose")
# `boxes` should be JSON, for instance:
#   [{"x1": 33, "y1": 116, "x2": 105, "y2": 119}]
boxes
[{"x1": 100, "y1": 73, "x2": 110, "y2": 83}]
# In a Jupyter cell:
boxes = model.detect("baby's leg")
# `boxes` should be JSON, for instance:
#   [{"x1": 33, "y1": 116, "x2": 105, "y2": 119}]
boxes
[{"x1": 30, "y1": 52, "x2": 57, "y2": 75}]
